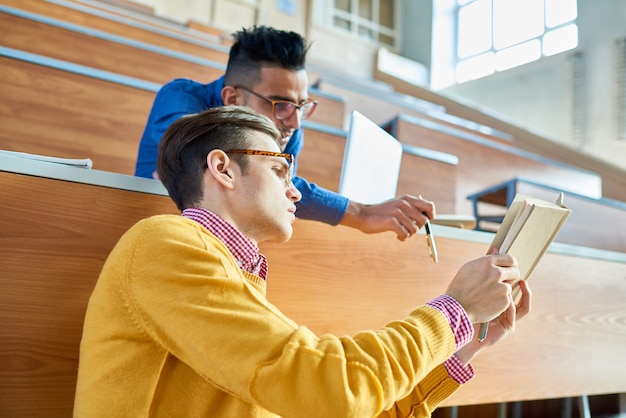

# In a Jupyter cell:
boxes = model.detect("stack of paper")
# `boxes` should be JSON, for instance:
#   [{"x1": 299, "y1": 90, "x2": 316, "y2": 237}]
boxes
[{"x1": 0, "y1": 150, "x2": 93, "y2": 169}]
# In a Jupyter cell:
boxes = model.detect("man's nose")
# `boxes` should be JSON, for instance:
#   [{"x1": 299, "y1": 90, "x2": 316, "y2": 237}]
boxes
[
  {"x1": 288, "y1": 182, "x2": 302, "y2": 202},
  {"x1": 281, "y1": 109, "x2": 301, "y2": 130}
]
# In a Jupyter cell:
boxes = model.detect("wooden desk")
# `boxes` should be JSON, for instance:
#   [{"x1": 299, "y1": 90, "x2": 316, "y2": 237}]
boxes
[
  {"x1": 0, "y1": 56, "x2": 155, "y2": 175},
  {"x1": 1, "y1": 156, "x2": 625, "y2": 416},
  {"x1": 0, "y1": 0, "x2": 229, "y2": 62},
  {"x1": 388, "y1": 114, "x2": 603, "y2": 216},
  {"x1": 467, "y1": 177, "x2": 626, "y2": 253},
  {"x1": 1, "y1": 5, "x2": 346, "y2": 130},
  {"x1": 0, "y1": 9, "x2": 225, "y2": 84},
  {"x1": 300, "y1": 124, "x2": 459, "y2": 213},
  {"x1": 374, "y1": 67, "x2": 626, "y2": 205}
]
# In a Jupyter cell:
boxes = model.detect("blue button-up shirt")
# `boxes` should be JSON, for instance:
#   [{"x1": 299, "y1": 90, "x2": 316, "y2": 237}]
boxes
[{"x1": 135, "y1": 76, "x2": 349, "y2": 225}]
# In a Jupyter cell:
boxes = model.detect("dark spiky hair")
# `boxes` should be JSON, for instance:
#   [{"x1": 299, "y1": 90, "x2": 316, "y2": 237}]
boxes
[{"x1": 224, "y1": 26, "x2": 311, "y2": 87}]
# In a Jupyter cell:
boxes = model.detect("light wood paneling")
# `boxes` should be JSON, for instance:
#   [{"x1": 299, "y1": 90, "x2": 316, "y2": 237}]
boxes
[
  {"x1": 0, "y1": 57, "x2": 153, "y2": 175},
  {"x1": 299, "y1": 127, "x2": 458, "y2": 212},
  {"x1": 306, "y1": 94, "x2": 346, "y2": 129},
  {"x1": 0, "y1": 0, "x2": 229, "y2": 63},
  {"x1": 470, "y1": 178, "x2": 626, "y2": 252},
  {"x1": 375, "y1": 69, "x2": 626, "y2": 204},
  {"x1": 0, "y1": 11, "x2": 224, "y2": 84},
  {"x1": 298, "y1": 128, "x2": 346, "y2": 192},
  {"x1": 391, "y1": 116, "x2": 602, "y2": 216},
  {"x1": 0, "y1": 171, "x2": 177, "y2": 417},
  {"x1": 397, "y1": 151, "x2": 457, "y2": 213}
]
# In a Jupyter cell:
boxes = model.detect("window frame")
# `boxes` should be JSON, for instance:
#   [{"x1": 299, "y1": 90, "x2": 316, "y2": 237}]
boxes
[
  {"x1": 445, "y1": 0, "x2": 579, "y2": 86},
  {"x1": 330, "y1": 0, "x2": 400, "y2": 49}
]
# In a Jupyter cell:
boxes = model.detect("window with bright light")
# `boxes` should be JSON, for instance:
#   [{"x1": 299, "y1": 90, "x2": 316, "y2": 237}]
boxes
[
  {"x1": 332, "y1": 0, "x2": 399, "y2": 47},
  {"x1": 455, "y1": 0, "x2": 578, "y2": 84}
]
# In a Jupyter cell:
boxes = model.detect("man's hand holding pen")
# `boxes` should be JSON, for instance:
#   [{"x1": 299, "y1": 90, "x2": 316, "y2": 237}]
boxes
[
  {"x1": 445, "y1": 253, "x2": 522, "y2": 326},
  {"x1": 455, "y1": 280, "x2": 532, "y2": 365},
  {"x1": 341, "y1": 194, "x2": 437, "y2": 242}
]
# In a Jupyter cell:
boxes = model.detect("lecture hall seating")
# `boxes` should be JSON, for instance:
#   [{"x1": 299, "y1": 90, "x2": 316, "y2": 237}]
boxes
[
  {"x1": 386, "y1": 113, "x2": 603, "y2": 215},
  {"x1": 0, "y1": 4, "x2": 346, "y2": 129},
  {"x1": 467, "y1": 177, "x2": 626, "y2": 253},
  {"x1": 374, "y1": 64, "x2": 626, "y2": 205},
  {"x1": 0, "y1": 0, "x2": 229, "y2": 61}
]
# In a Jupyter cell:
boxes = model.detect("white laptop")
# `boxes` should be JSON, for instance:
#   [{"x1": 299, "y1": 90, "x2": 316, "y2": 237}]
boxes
[
  {"x1": 337, "y1": 111, "x2": 477, "y2": 229},
  {"x1": 338, "y1": 111, "x2": 403, "y2": 204}
]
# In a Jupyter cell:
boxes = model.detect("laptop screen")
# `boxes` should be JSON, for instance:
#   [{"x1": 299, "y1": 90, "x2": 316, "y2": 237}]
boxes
[{"x1": 338, "y1": 111, "x2": 403, "y2": 204}]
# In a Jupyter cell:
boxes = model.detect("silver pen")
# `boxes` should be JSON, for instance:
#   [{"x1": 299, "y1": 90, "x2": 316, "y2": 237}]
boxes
[
  {"x1": 478, "y1": 321, "x2": 489, "y2": 342},
  {"x1": 423, "y1": 217, "x2": 438, "y2": 263},
  {"x1": 419, "y1": 195, "x2": 438, "y2": 263}
]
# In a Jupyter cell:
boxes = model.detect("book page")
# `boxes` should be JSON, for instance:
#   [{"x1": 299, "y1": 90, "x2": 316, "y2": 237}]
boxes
[
  {"x1": 488, "y1": 193, "x2": 571, "y2": 297},
  {"x1": 506, "y1": 203, "x2": 571, "y2": 281}
]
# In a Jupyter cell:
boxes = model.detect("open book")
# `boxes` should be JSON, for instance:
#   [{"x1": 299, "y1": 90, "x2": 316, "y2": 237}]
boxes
[
  {"x1": 478, "y1": 192, "x2": 571, "y2": 341},
  {"x1": 488, "y1": 192, "x2": 571, "y2": 299}
]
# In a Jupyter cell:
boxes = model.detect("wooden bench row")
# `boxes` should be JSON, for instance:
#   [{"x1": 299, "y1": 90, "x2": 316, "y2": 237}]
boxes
[
  {"x1": 0, "y1": 8, "x2": 225, "y2": 84},
  {"x1": 3, "y1": 0, "x2": 624, "y2": 252},
  {"x1": 0, "y1": 0, "x2": 229, "y2": 61},
  {"x1": 0, "y1": 6, "x2": 346, "y2": 129},
  {"x1": 0, "y1": 55, "x2": 153, "y2": 175},
  {"x1": 374, "y1": 66, "x2": 626, "y2": 204},
  {"x1": 0, "y1": 50, "x2": 459, "y2": 213},
  {"x1": 311, "y1": 74, "x2": 515, "y2": 146},
  {"x1": 467, "y1": 177, "x2": 626, "y2": 253},
  {"x1": 386, "y1": 114, "x2": 603, "y2": 213}
]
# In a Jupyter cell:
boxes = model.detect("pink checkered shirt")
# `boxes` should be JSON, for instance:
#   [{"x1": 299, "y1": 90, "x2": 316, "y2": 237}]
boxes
[
  {"x1": 426, "y1": 294, "x2": 475, "y2": 383},
  {"x1": 182, "y1": 208, "x2": 268, "y2": 279}
]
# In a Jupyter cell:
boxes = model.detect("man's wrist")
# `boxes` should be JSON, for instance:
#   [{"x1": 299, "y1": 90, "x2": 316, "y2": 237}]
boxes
[{"x1": 338, "y1": 200, "x2": 362, "y2": 228}]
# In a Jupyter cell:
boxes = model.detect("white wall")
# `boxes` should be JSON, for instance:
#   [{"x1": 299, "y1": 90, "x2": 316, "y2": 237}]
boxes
[
  {"x1": 146, "y1": 0, "x2": 307, "y2": 32},
  {"x1": 439, "y1": 0, "x2": 626, "y2": 170}
]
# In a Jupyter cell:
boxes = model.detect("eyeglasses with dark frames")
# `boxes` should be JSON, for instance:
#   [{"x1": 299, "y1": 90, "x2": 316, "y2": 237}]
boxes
[
  {"x1": 226, "y1": 149, "x2": 294, "y2": 186},
  {"x1": 234, "y1": 86, "x2": 318, "y2": 120}
]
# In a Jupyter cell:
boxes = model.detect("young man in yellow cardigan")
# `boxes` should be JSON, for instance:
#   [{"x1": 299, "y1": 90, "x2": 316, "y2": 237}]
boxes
[{"x1": 75, "y1": 106, "x2": 531, "y2": 417}]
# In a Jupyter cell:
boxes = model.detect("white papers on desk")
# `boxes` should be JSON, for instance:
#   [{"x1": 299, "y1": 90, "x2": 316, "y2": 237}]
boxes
[{"x1": 0, "y1": 150, "x2": 93, "y2": 169}]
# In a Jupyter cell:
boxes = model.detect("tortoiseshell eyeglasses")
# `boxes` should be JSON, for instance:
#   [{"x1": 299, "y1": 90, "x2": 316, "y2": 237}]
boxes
[
  {"x1": 234, "y1": 86, "x2": 318, "y2": 120},
  {"x1": 226, "y1": 149, "x2": 294, "y2": 186}
]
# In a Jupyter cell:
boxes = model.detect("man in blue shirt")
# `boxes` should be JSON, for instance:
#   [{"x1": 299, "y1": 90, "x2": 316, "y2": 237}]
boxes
[{"x1": 136, "y1": 25, "x2": 434, "y2": 240}]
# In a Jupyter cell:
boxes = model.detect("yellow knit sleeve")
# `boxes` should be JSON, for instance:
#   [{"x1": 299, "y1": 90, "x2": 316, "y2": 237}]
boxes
[{"x1": 376, "y1": 363, "x2": 461, "y2": 417}]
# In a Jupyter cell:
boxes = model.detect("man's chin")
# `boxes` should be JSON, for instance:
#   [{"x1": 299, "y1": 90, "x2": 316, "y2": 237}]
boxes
[{"x1": 273, "y1": 227, "x2": 293, "y2": 244}]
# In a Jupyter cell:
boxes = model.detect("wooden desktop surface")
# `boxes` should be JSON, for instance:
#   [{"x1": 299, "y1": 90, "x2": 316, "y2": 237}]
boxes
[{"x1": 1, "y1": 160, "x2": 625, "y2": 416}]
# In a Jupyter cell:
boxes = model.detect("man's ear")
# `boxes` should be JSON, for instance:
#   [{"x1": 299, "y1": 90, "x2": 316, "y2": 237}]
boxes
[
  {"x1": 206, "y1": 150, "x2": 235, "y2": 189},
  {"x1": 221, "y1": 86, "x2": 242, "y2": 106}
]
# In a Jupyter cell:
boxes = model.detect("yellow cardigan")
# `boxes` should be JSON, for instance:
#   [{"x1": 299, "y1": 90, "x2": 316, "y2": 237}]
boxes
[{"x1": 74, "y1": 215, "x2": 460, "y2": 417}]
